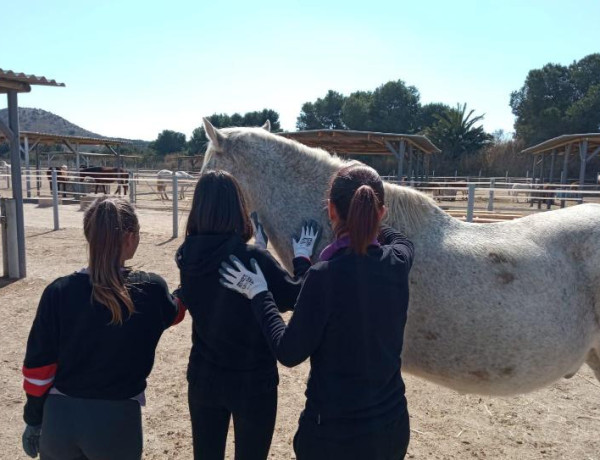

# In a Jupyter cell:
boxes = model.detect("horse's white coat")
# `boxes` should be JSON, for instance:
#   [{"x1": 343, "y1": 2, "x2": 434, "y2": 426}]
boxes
[
  {"x1": 201, "y1": 119, "x2": 600, "y2": 396},
  {"x1": 156, "y1": 170, "x2": 195, "y2": 200}
]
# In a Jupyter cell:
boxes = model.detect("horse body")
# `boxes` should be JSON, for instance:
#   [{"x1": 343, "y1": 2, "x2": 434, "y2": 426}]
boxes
[
  {"x1": 80, "y1": 167, "x2": 129, "y2": 195},
  {"x1": 201, "y1": 119, "x2": 600, "y2": 396},
  {"x1": 156, "y1": 170, "x2": 195, "y2": 200},
  {"x1": 46, "y1": 165, "x2": 69, "y2": 198}
]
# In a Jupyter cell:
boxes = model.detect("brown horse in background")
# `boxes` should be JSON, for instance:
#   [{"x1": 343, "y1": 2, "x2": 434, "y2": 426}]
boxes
[
  {"x1": 79, "y1": 167, "x2": 129, "y2": 195},
  {"x1": 46, "y1": 166, "x2": 69, "y2": 198}
]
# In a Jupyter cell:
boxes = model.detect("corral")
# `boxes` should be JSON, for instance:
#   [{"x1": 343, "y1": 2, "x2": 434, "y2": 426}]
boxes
[{"x1": 1, "y1": 202, "x2": 600, "y2": 459}]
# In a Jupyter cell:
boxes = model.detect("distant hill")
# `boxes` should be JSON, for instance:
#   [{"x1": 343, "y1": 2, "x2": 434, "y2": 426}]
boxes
[{"x1": 0, "y1": 107, "x2": 150, "y2": 149}]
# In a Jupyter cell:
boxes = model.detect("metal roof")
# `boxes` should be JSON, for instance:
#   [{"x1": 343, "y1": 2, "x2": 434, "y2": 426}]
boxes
[
  {"x1": 522, "y1": 133, "x2": 600, "y2": 155},
  {"x1": 0, "y1": 131, "x2": 128, "y2": 146},
  {"x1": 279, "y1": 129, "x2": 441, "y2": 155},
  {"x1": 0, "y1": 69, "x2": 65, "y2": 93}
]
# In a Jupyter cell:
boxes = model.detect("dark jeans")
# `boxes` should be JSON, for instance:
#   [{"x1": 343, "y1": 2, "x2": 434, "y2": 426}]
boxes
[
  {"x1": 40, "y1": 394, "x2": 143, "y2": 460},
  {"x1": 293, "y1": 412, "x2": 410, "y2": 460},
  {"x1": 188, "y1": 382, "x2": 277, "y2": 460}
]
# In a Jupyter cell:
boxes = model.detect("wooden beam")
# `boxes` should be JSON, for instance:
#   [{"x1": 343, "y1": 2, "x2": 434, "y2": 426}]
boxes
[
  {"x1": 0, "y1": 79, "x2": 31, "y2": 93},
  {"x1": 586, "y1": 145, "x2": 600, "y2": 163}
]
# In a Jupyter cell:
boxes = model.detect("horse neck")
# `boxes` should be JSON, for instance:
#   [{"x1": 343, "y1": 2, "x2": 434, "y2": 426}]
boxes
[{"x1": 383, "y1": 183, "x2": 453, "y2": 238}]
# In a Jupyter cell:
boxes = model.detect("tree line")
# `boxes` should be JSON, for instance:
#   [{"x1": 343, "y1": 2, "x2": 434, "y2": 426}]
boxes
[{"x1": 145, "y1": 53, "x2": 600, "y2": 177}]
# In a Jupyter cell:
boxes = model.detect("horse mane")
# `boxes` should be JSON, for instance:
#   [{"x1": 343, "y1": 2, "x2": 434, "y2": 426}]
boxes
[
  {"x1": 208, "y1": 126, "x2": 448, "y2": 236},
  {"x1": 384, "y1": 183, "x2": 444, "y2": 235}
]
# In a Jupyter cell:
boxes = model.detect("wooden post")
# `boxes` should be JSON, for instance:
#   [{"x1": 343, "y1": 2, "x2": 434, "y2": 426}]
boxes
[
  {"x1": 579, "y1": 139, "x2": 588, "y2": 188},
  {"x1": 549, "y1": 149, "x2": 556, "y2": 183},
  {"x1": 7, "y1": 90, "x2": 26, "y2": 278},
  {"x1": 407, "y1": 144, "x2": 414, "y2": 182},
  {"x1": 561, "y1": 144, "x2": 571, "y2": 184},
  {"x1": 531, "y1": 155, "x2": 537, "y2": 181},
  {"x1": 52, "y1": 169, "x2": 59, "y2": 231},
  {"x1": 129, "y1": 172, "x2": 135, "y2": 204},
  {"x1": 466, "y1": 184, "x2": 476, "y2": 223},
  {"x1": 24, "y1": 136, "x2": 31, "y2": 198},
  {"x1": 172, "y1": 174, "x2": 179, "y2": 238},
  {"x1": 487, "y1": 178, "x2": 495, "y2": 212},
  {"x1": 397, "y1": 141, "x2": 405, "y2": 182}
]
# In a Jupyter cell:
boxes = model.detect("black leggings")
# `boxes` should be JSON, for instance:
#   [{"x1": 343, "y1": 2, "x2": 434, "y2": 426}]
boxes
[
  {"x1": 293, "y1": 411, "x2": 410, "y2": 460},
  {"x1": 188, "y1": 383, "x2": 277, "y2": 460},
  {"x1": 40, "y1": 394, "x2": 143, "y2": 460}
]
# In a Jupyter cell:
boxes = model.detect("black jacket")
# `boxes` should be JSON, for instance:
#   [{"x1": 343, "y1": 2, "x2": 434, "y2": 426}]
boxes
[
  {"x1": 23, "y1": 271, "x2": 183, "y2": 426},
  {"x1": 250, "y1": 226, "x2": 414, "y2": 436},
  {"x1": 176, "y1": 234, "x2": 310, "y2": 394}
]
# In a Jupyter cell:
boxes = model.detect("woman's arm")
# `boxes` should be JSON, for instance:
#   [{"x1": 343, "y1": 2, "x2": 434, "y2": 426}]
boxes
[
  {"x1": 149, "y1": 274, "x2": 186, "y2": 328},
  {"x1": 250, "y1": 269, "x2": 330, "y2": 367},
  {"x1": 378, "y1": 224, "x2": 414, "y2": 268},
  {"x1": 23, "y1": 285, "x2": 60, "y2": 427}
]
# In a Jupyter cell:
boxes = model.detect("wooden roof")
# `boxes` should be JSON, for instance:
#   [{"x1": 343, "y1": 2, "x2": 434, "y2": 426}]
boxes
[
  {"x1": 0, "y1": 131, "x2": 128, "y2": 146},
  {"x1": 522, "y1": 133, "x2": 600, "y2": 155},
  {"x1": 0, "y1": 69, "x2": 65, "y2": 93},
  {"x1": 279, "y1": 129, "x2": 440, "y2": 155}
]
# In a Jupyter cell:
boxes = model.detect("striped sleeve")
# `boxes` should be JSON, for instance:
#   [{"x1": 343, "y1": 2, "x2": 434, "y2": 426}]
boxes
[{"x1": 23, "y1": 284, "x2": 60, "y2": 425}]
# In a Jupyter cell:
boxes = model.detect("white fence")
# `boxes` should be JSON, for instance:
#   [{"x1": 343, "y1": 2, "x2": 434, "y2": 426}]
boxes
[{"x1": 2, "y1": 169, "x2": 600, "y2": 235}]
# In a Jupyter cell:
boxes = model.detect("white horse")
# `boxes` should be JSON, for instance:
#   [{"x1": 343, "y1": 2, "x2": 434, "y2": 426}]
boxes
[
  {"x1": 156, "y1": 169, "x2": 195, "y2": 200},
  {"x1": 201, "y1": 117, "x2": 600, "y2": 396},
  {"x1": 509, "y1": 183, "x2": 532, "y2": 203}
]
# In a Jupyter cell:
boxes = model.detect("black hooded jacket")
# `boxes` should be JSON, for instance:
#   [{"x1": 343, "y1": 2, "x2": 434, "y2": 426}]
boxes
[{"x1": 176, "y1": 233, "x2": 310, "y2": 394}]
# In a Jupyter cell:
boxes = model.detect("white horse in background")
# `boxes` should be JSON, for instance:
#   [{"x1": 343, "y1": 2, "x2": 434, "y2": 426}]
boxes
[
  {"x1": 156, "y1": 170, "x2": 195, "y2": 200},
  {"x1": 509, "y1": 182, "x2": 532, "y2": 203},
  {"x1": 201, "y1": 117, "x2": 600, "y2": 397},
  {"x1": 1, "y1": 160, "x2": 11, "y2": 189}
]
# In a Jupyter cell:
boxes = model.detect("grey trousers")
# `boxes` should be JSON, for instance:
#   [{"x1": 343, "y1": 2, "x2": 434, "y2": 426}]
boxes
[{"x1": 40, "y1": 394, "x2": 143, "y2": 460}]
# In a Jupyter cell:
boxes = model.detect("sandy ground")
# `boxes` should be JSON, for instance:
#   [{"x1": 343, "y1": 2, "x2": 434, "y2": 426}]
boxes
[{"x1": 2, "y1": 203, "x2": 600, "y2": 459}]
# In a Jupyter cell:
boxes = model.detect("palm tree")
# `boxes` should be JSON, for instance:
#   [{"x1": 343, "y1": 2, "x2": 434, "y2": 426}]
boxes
[{"x1": 425, "y1": 103, "x2": 492, "y2": 158}]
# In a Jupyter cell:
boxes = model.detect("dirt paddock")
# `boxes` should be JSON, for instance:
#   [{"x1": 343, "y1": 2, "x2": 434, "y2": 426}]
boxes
[{"x1": 1, "y1": 203, "x2": 600, "y2": 459}]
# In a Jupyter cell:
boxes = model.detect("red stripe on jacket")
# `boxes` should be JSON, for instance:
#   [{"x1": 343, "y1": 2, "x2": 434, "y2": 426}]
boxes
[
  {"x1": 22, "y1": 363, "x2": 58, "y2": 397},
  {"x1": 172, "y1": 298, "x2": 187, "y2": 326}
]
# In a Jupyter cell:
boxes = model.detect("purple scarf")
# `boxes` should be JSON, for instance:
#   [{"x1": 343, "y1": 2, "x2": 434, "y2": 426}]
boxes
[{"x1": 319, "y1": 236, "x2": 380, "y2": 261}]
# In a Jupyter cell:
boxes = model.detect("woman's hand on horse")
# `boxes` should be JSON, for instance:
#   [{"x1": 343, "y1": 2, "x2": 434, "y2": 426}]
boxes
[
  {"x1": 292, "y1": 220, "x2": 321, "y2": 260},
  {"x1": 219, "y1": 256, "x2": 268, "y2": 300},
  {"x1": 250, "y1": 212, "x2": 268, "y2": 249}
]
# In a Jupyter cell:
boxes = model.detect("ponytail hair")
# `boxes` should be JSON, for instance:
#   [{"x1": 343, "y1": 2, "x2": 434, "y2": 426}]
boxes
[
  {"x1": 329, "y1": 165, "x2": 385, "y2": 255},
  {"x1": 83, "y1": 197, "x2": 139, "y2": 325}
]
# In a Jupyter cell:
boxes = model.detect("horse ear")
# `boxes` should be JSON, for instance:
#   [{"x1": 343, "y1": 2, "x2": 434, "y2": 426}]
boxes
[
  {"x1": 203, "y1": 117, "x2": 223, "y2": 150},
  {"x1": 261, "y1": 120, "x2": 271, "y2": 132}
]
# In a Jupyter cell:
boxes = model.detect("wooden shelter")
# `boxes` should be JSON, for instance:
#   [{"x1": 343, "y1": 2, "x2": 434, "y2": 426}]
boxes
[
  {"x1": 0, "y1": 69, "x2": 65, "y2": 278},
  {"x1": 521, "y1": 133, "x2": 600, "y2": 186},
  {"x1": 0, "y1": 131, "x2": 135, "y2": 197},
  {"x1": 279, "y1": 129, "x2": 440, "y2": 182}
]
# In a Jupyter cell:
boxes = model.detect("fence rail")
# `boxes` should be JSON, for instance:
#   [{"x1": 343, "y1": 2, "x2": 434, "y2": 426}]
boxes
[{"x1": 2, "y1": 169, "x2": 600, "y2": 235}]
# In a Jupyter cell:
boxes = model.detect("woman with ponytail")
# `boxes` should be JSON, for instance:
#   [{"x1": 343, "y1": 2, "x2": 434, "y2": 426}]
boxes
[
  {"x1": 220, "y1": 165, "x2": 414, "y2": 460},
  {"x1": 21, "y1": 197, "x2": 185, "y2": 460}
]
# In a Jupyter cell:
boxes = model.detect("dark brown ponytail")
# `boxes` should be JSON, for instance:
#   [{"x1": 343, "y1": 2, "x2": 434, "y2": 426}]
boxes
[
  {"x1": 347, "y1": 185, "x2": 381, "y2": 254},
  {"x1": 329, "y1": 165, "x2": 385, "y2": 255}
]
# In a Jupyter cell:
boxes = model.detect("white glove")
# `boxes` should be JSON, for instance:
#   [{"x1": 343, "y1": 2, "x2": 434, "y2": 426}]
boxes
[
  {"x1": 219, "y1": 256, "x2": 268, "y2": 299},
  {"x1": 292, "y1": 220, "x2": 321, "y2": 259},
  {"x1": 250, "y1": 212, "x2": 268, "y2": 250}
]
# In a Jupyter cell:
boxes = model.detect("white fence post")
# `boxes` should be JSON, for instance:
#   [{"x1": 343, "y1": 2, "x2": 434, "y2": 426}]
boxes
[
  {"x1": 2, "y1": 199, "x2": 20, "y2": 278},
  {"x1": 172, "y1": 174, "x2": 178, "y2": 238},
  {"x1": 466, "y1": 184, "x2": 476, "y2": 222},
  {"x1": 487, "y1": 178, "x2": 495, "y2": 212},
  {"x1": 52, "y1": 169, "x2": 59, "y2": 231},
  {"x1": 129, "y1": 172, "x2": 135, "y2": 204}
]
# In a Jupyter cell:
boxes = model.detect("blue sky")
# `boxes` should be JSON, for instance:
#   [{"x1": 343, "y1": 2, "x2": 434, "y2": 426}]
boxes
[{"x1": 2, "y1": 0, "x2": 598, "y2": 141}]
